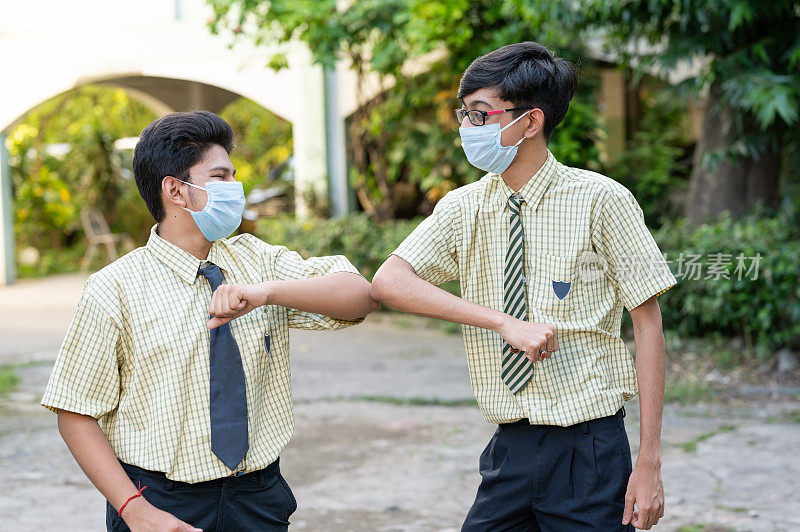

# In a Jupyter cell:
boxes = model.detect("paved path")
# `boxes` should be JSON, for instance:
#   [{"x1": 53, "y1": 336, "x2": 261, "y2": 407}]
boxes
[{"x1": 1, "y1": 274, "x2": 799, "y2": 531}]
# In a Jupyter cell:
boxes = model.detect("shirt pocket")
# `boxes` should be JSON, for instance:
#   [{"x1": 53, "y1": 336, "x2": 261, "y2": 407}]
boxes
[
  {"x1": 234, "y1": 307, "x2": 271, "y2": 360},
  {"x1": 531, "y1": 254, "x2": 580, "y2": 320}
]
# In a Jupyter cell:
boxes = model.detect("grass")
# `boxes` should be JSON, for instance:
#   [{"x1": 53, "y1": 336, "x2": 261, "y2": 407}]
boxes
[
  {"x1": 680, "y1": 424, "x2": 737, "y2": 453},
  {"x1": 385, "y1": 314, "x2": 462, "y2": 335},
  {"x1": 716, "y1": 504, "x2": 749, "y2": 513},
  {"x1": 664, "y1": 380, "x2": 720, "y2": 404},
  {"x1": 352, "y1": 395, "x2": 478, "y2": 407},
  {"x1": 0, "y1": 367, "x2": 20, "y2": 397},
  {"x1": 764, "y1": 409, "x2": 800, "y2": 424},
  {"x1": 677, "y1": 525, "x2": 737, "y2": 532}
]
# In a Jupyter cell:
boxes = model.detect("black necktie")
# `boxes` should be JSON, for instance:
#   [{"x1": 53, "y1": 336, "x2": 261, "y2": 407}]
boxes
[{"x1": 198, "y1": 263, "x2": 249, "y2": 470}]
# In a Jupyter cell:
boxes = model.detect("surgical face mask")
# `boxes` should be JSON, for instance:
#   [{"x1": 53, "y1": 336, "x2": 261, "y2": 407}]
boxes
[
  {"x1": 175, "y1": 178, "x2": 246, "y2": 241},
  {"x1": 459, "y1": 111, "x2": 530, "y2": 174}
]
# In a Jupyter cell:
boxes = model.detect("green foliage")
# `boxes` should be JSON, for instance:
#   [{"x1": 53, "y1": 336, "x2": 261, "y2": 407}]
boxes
[
  {"x1": 209, "y1": 0, "x2": 602, "y2": 220},
  {"x1": 8, "y1": 86, "x2": 157, "y2": 252},
  {"x1": 529, "y1": 0, "x2": 800, "y2": 169},
  {"x1": 606, "y1": 84, "x2": 693, "y2": 225},
  {"x1": 654, "y1": 198, "x2": 800, "y2": 357},
  {"x1": 219, "y1": 97, "x2": 293, "y2": 196},
  {"x1": 255, "y1": 213, "x2": 421, "y2": 280}
]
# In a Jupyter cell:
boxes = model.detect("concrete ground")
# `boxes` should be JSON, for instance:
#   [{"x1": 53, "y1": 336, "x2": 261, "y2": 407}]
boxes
[{"x1": 1, "y1": 273, "x2": 799, "y2": 531}]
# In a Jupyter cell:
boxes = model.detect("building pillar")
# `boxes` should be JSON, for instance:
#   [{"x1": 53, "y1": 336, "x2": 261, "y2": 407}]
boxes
[
  {"x1": 324, "y1": 65, "x2": 351, "y2": 218},
  {"x1": 0, "y1": 132, "x2": 16, "y2": 286},
  {"x1": 292, "y1": 59, "x2": 329, "y2": 218},
  {"x1": 598, "y1": 67, "x2": 627, "y2": 164}
]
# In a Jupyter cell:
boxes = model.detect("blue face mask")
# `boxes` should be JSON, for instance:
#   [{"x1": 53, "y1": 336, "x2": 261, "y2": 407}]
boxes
[
  {"x1": 175, "y1": 178, "x2": 246, "y2": 241},
  {"x1": 459, "y1": 111, "x2": 530, "y2": 174}
]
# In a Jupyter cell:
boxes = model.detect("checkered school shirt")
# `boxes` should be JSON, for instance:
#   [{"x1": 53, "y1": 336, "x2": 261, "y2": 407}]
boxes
[
  {"x1": 42, "y1": 224, "x2": 364, "y2": 483},
  {"x1": 392, "y1": 150, "x2": 677, "y2": 426}
]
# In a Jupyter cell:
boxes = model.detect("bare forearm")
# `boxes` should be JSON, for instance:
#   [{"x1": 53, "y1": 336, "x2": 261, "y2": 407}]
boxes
[
  {"x1": 371, "y1": 256, "x2": 507, "y2": 332},
  {"x1": 57, "y1": 411, "x2": 139, "y2": 510},
  {"x1": 265, "y1": 272, "x2": 377, "y2": 321},
  {"x1": 632, "y1": 318, "x2": 665, "y2": 466}
]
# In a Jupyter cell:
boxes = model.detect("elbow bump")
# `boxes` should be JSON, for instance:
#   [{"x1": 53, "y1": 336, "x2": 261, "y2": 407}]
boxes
[{"x1": 369, "y1": 272, "x2": 388, "y2": 301}]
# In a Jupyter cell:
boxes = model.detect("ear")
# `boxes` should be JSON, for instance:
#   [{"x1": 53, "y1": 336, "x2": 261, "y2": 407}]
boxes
[
  {"x1": 523, "y1": 108, "x2": 545, "y2": 139},
  {"x1": 162, "y1": 175, "x2": 189, "y2": 209}
]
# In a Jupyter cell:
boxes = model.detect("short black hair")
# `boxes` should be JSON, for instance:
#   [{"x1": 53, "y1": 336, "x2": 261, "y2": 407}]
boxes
[
  {"x1": 457, "y1": 42, "x2": 579, "y2": 142},
  {"x1": 133, "y1": 110, "x2": 235, "y2": 222}
]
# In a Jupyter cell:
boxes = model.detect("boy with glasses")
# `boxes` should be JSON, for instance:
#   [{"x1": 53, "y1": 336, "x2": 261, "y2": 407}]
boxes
[{"x1": 371, "y1": 42, "x2": 676, "y2": 531}]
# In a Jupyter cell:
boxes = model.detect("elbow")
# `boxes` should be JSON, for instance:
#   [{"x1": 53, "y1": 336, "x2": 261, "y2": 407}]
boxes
[
  {"x1": 362, "y1": 279, "x2": 380, "y2": 315},
  {"x1": 370, "y1": 256, "x2": 412, "y2": 308},
  {"x1": 369, "y1": 269, "x2": 392, "y2": 304},
  {"x1": 348, "y1": 276, "x2": 378, "y2": 320}
]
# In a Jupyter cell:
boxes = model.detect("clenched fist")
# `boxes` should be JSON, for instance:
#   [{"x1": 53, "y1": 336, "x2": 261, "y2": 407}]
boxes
[
  {"x1": 497, "y1": 315, "x2": 558, "y2": 363},
  {"x1": 206, "y1": 282, "x2": 272, "y2": 329}
]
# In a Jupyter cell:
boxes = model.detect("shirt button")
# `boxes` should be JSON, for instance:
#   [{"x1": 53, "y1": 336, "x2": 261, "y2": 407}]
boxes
[{"x1": 522, "y1": 276, "x2": 527, "y2": 283}]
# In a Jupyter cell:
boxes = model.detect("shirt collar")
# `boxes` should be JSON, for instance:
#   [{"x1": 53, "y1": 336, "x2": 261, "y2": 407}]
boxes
[
  {"x1": 490, "y1": 149, "x2": 559, "y2": 212},
  {"x1": 146, "y1": 224, "x2": 236, "y2": 284}
]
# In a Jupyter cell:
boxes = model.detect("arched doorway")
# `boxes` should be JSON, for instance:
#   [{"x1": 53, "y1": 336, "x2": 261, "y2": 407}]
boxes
[{"x1": 2, "y1": 80, "x2": 293, "y2": 283}]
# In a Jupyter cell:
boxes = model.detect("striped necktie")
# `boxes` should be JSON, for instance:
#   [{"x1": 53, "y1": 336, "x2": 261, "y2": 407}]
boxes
[
  {"x1": 198, "y1": 263, "x2": 249, "y2": 471},
  {"x1": 501, "y1": 193, "x2": 534, "y2": 393}
]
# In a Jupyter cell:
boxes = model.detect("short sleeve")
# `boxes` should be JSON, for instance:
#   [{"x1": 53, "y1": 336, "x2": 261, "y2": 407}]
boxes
[
  {"x1": 41, "y1": 279, "x2": 122, "y2": 417},
  {"x1": 391, "y1": 192, "x2": 459, "y2": 285},
  {"x1": 593, "y1": 188, "x2": 677, "y2": 311},
  {"x1": 271, "y1": 247, "x2": 366, "y2": 330}
]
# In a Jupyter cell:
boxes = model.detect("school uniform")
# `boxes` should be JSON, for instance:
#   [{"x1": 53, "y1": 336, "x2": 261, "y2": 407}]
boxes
[
  {"x1": 41, "y1": 223, "x2": 365, "y2": 531},
  {"x1": 392, "y1": 150, "x2": 677, "y2": 530}
]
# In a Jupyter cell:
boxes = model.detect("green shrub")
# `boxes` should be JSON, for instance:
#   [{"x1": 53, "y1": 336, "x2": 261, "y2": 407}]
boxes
[
  {"x1": 255, "y1": 214, "x2": 421, "y2": 281},
  {"x1": 654, "y1": 199, "x2": 800, "y2": 357},
  {"x1": 254, "y1": 214, "x2": 461, "y2": 297}
]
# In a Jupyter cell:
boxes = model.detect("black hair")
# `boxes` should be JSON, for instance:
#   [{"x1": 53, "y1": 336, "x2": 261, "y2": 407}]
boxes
[
  {"x1": 132, "y1": 110, "x2": 235, "y2": 222},
  {"x1": 457, "y1": 42, "x2": 579, "y2": 142}
]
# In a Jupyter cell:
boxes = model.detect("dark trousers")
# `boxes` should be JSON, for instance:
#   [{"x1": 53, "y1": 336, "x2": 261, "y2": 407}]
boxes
[
  {"x1": 462, "y1": 407, "x2": 635, "y2": 532},
  {"x1": 106, "y1": 458, "x2": 297, "y2": 531}
]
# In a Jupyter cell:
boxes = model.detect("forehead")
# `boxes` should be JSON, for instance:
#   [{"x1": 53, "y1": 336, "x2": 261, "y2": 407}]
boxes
[
  {"x1": 193, "y1": 144, "x2": 233, "y2": 171},
  {"x1": 461, "y1": 87, "x2": 512, "y2": 109}
]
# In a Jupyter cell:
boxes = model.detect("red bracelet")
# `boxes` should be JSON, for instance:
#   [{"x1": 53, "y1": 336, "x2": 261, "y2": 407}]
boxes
[{"x1": 118, "y1": 481, "x2": 148, "y2": 517}]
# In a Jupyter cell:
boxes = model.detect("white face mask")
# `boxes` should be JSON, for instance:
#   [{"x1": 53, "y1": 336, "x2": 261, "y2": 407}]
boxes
[
  {"x1": 174, "y1": 178, "x2": 246, "y2": 241},
  {"x1": 459, "y1": 111, "x2": 529, "y2": 174}
]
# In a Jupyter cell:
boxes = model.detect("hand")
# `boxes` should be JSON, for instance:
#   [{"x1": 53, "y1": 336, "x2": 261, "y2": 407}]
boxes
[
  {"x1": 207, "y1": 282, "x2": 272, "y2": 329},
  {"x1": 622, "y1": 460, "x2": 665, "y2": 529},
  {"x1": 496, "y1": 316, "x2": 557, "y2": 362},
  {"x1": 123, "y1": 497, "x2": 203, "y2": 532}
]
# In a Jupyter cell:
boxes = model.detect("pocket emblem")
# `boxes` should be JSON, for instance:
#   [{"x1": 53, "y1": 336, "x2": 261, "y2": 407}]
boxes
[{"x1": 552, "y1": 280, "x2": 572, "y2": 300}]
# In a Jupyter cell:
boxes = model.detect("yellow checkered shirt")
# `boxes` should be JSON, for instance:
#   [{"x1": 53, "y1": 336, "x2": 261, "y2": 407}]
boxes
[
  {"x1": 392, "y1": 150, "x2": 677, "y2": 426},
  {"x1": 42, "y1": 224, "x2": 364, "y2": 482}
]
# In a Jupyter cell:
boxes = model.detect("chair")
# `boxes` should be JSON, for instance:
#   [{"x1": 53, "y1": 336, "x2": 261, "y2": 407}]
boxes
[{"x1": 80, "y1": 209, "x2": 135, "y2": 272}]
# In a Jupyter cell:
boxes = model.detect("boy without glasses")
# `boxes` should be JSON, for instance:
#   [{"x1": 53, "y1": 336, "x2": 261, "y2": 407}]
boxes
[{"x1": 42, "y1": 111, "x2": 377, "y2": 531}]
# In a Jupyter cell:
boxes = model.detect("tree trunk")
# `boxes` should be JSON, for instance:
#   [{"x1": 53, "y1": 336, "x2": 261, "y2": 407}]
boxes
[{"x1": 686, "y1": 91, "x2": 780, "y2": 226}]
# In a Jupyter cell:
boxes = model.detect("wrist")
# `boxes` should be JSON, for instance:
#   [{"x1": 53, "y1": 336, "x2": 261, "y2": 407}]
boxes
[
  {"x1": 491, "y1": 311, "x2": 512, "y2": 335},
  {"x1": 120, "y1": 493, "x2": 150, "y2": 523},
  {"x1": 258, "y1": 281, "x2": 275, "y2": 306},
  {"x1": 636, "y1": 449, "x2": 662, "y2": 469}
]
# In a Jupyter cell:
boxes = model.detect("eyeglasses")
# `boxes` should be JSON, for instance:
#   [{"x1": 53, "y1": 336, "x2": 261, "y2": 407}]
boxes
[{"x1": 455, "y1": 107, "x2": 531, "y2": 127}]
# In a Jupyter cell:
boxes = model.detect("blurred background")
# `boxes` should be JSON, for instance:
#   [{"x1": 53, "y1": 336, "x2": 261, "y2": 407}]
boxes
[{"x1": 0, "y1": 1, "x2": 798, "y2": 531}]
